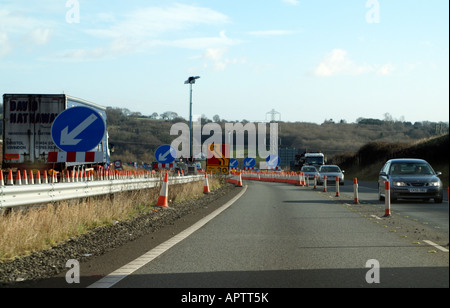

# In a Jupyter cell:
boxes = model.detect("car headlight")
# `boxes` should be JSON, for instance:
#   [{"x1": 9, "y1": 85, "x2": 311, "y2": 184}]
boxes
[
  {"x1": 429, "y1": 182, "x2": 441, "y2": 187},
  {"x1": 393, "y1": 181, "x2": 407, "y2": 187}
]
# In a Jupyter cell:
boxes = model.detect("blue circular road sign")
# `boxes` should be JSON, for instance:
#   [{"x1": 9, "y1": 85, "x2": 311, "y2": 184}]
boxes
[
  {"x1": 155, "y1": 145, "x2": 177, "y2": 164},
  {"x1": 266, "y1": 154, "x2": 280, "y2": 167},
  {"x1": 243, "y1": 157, "x2": 256, "y2": 168},
  {"x1": 51, "y1": 106, "x2": 106, "y2": 152},
  {"x1": 229, "y1": 158, "x2": 239, "y2": 168}
]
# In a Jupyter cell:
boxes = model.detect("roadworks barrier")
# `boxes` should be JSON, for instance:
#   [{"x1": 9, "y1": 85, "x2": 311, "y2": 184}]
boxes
[{"x1": 0, "y1": 168, "x2": 205, "y2": 209}]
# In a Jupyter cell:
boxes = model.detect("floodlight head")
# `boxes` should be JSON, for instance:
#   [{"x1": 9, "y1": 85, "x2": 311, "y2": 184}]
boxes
[{"x1": 184, "y1": 76, "x2": 201, "y2": 84}]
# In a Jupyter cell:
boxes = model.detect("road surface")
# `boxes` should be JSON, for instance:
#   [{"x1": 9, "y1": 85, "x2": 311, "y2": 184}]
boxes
[{"x1": 88, "y1": 180, "x2": 449, "y2": 288}]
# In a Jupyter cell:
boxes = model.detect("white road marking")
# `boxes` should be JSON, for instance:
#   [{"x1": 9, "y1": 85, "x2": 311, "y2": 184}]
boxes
[
  {"x1": 88, "y1": 185, "x2": 248, "y2": 288},
  {"x1": 423, "y1": 240, "x2": 449, "y2": 252}
]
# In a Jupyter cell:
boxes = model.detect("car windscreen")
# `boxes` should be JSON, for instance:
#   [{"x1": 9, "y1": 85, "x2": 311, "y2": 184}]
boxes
[
  {"x1": 302, "y1": 167, "x2": 316, "y2": 172},
  {"x1": 320, "y1": 166, "x2": 340, "y2": 173},
  {"x1": 389, "y1": 162, "x2": 434, "y2": 175}
]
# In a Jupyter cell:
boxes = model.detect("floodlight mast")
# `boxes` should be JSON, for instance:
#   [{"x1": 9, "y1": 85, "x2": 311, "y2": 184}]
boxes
[{"x1": 184, "y1": 76, "x2": 200, "y2": 161}]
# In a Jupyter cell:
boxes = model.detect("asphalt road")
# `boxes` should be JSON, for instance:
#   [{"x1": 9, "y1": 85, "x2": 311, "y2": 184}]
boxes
[
  {"x1": 89, "y1": 180, "x2": 448, "y2": 288},
  {"x1": 341, "y1": 179, "x2": 449, "y2": 233}
]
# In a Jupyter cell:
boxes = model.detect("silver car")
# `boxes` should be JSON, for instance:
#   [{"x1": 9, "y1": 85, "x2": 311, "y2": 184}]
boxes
[
  {"x1": 300, "y1": 165, "x2": 320, "y2": 181},
  {"x1": 378, "y1": 158, "x2": 443, "y2": 203},
  {"x1": 317, "y1": 165, "x2": 344, "y2": 185}
]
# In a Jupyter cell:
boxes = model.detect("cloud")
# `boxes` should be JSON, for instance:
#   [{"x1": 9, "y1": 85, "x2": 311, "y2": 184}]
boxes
[
  {"x1": 282, "y1": 0, "x2": 300, "y2": 5},
  {"x1": 28, "y1": 28, "x2": 52, "y2": 45},
  {"x1": 53, "y1": 4, "x2": 235, "y2": 62},
  {"x1": 377, "y1": 63, "x2": 395, "y2": 75},
  {"x1": 0, "y1": 9, "x2": 53, "y2": 56},
  {"x1": 0, "y1": 32, "x2": 12, "y2": 56},
  {"x1": 202, "y1": 47, "x2": 246, "y2": 71},
  {"x1": 313, "y1": 49, "x2": 393, "y2": 77},
  {"x1": 167, "y1": 30, "x2": 239, "y2": 50},
  {"x1": 85, "y1": 4, "x2": 230, "y2": 40},
  {"x1": 247, "y1": 30, "x2": 296, "y2": 37}
]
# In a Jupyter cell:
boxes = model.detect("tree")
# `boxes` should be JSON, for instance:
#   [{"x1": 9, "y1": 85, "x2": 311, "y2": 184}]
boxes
[
  {"x1": 160, "y1": 111, "x2": 178, "y2": 120},
  {"x1": 213, "y1": 114, "x2": 221, "y2": 123}
]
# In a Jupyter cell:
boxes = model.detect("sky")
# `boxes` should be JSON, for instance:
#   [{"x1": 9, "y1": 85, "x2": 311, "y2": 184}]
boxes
[{"x1": 1, "y1": 0, "x2": 449, "y2": 124}]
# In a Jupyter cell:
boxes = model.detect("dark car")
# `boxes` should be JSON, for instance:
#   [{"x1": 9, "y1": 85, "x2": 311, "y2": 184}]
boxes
[{"x1": 378, "y1": 158, "x2": 443, "y2": 203}]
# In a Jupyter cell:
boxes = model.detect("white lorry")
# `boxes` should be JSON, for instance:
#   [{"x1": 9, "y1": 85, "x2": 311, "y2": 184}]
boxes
[{"x1": 2, "y1": 94, "x2": 110, "y2": 172}]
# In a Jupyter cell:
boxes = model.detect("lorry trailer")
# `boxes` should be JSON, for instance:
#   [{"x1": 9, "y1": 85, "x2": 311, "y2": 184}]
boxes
[{"x1": 2, "y1": 94, "x2": 110, "y2": 172}]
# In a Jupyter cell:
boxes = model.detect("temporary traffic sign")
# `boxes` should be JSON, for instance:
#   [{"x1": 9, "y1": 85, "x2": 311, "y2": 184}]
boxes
[
  {"x1": 51, "y1": 106, "x2": 106, "y2": 152},
  {"x1": 155, "y1": 145, "x2": 177, "y2": 164},
  {"x1": 243, "y1": 157, "x2": 256, "y2": 168},
  {"x1": 266, "y1": 154, "x2": 280, "y2": 168},
  {"x1": 229, "y1": 158, "x2": 239, "y2": 169},
  {"x1": 206, "y1": 143, "x2": 230, "y2": 175}
]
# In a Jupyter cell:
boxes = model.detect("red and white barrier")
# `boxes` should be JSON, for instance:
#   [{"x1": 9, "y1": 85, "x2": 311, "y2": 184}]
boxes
[
  {"x1": 335, "y1": 176, "x2": 340, "y2": 197},
  {"x1": 383, "y1": 181, "x2": 391, "y2": 217}
]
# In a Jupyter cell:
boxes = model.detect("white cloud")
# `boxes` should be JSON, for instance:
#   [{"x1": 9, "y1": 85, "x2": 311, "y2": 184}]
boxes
[
  {"x1": 202, "y1": 47, "x2": 246, "y2": 71},
  {"x1": 55, "y1": 4, "x2": 236, "y2": 62},
  {"x1": 28, "y1": 28, "x2": 52, "y2": 45},
  {"x1": 167, "y1": 31, "x2": 239, "y2": 50},
  {"x1": 247, "y1": 30, "x2": 296, "y2": 37},
  {"x1": 85, "y1": 4, "x2": 230, "y2": 39},
  {"x1": 0, "y1": 32, "x2": 12, "y2": 57},
  {"x1": 377, "y1": 63, "x2": 395, "y2": 75},
  {"x1": 0, "y1": 9, "x2": 54, "y2": 56},
  {"x1": 282, "y1": 0, "x2": 300, "y2": 6},
  {"x1": 313, "y1": 49, "x2": 393, "y2": 77}
]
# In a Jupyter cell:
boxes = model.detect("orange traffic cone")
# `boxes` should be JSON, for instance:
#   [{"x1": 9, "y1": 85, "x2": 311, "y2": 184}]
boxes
[
  {"x1": 236, "y1": 172, "x2": 243, "y2": 187},
  {"x1": 203, "y1": 172, "x2": 210, "y2": 194},
  {"x1": 22, "y1": 170, "x2": 28, "y2": 185},
  {"x1": 156, "y1": 172, "x2": 169, "y2": 207},
  {"x1": 7, "y1": 170, "x2": 14, "y2": 185},
  {"x1": 43, "y1": 170, "x2": 48, "y2": 184},
  {"x1": 36, "y1": 170, "x2": 41, "y2": 185},
  {"x1": 0, "y1": 170, "x2": 4, "y2": 186},
  {"x1": 29, "y1": 170, "x2": 34, "y2": 185},
  {"x1": 15, "y1": 170, "x2": 22, "y2": 185}
]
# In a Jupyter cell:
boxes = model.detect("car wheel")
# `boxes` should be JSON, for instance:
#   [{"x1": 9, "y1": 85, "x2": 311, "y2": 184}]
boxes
[
  {"x1": 378, "y1": 185, "x2": 384, "y2": 201},
  {"x1": 434, "y1": 196, "x2": 443, "y2": 204}
]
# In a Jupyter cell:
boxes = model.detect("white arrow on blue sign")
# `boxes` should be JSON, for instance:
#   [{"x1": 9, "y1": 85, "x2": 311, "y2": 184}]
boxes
[
  {"x1": 266, "y1": 154, "x2": 280, "y2": 167},
  {"x1": 51, "y1": 106, "x2": 106, "y2": 152},
  {"x1": 155, "y1": 145, "x2": 177, "y2": 164},
  {"x1": 243, "y1": 157, "x2": 256, "y2": 168},
  {"x1": 229, "y1": 158, "x2": 239, "y2": 168}
]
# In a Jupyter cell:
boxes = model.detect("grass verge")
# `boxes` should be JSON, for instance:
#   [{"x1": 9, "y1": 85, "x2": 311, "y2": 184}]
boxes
[{"x1": 0, "y1": 177, "x2": 222, "y2": 262}]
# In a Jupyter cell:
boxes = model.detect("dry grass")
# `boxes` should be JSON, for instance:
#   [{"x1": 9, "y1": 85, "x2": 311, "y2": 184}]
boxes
[{"x1": 0, "y1": 177, "x2": 221, "y2": 261}]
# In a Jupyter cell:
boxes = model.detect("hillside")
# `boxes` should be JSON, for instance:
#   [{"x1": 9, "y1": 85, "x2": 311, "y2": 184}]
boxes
[
  {"x1": 329, "y1": 134, "x2": 449, "y2": 187},
  {"x1": 105, "y1": 107, "x2": 449, "y2": 164}
]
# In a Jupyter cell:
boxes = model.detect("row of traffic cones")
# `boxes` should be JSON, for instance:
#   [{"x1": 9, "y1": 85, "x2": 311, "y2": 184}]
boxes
[
  {"x1": 0, "y1": 169, "x2": 96, "y2": 186},
  {"x1": 0, "y1": 169, "x2": 55, "y2": 185},
  {"x1": 226, "y1": 172, "x2": 243, "y2": 187},
  {"x1": 155, "y1": 172, "x2": 212, "y2": 208}
]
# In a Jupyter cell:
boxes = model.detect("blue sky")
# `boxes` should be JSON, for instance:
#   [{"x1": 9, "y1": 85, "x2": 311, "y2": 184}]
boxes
[{"x1": 1, "y1": 0, "x2": 448, "y2": 124}]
